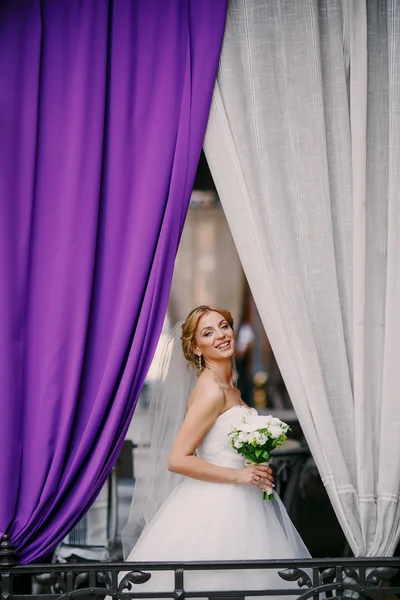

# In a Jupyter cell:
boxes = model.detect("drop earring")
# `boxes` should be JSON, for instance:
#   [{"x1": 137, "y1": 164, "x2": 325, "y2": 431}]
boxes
[{"x1": 198, "y1": 355, "x2": 202, "y2": 370}]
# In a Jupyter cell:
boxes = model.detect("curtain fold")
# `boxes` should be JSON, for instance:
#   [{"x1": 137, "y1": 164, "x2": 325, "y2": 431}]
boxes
[
  {"x1": 0, "y1": 0, "x2": 227, "y2": 563},
  {"x1": 205, "y1": 0, "x2": 399, "y2": 556}
]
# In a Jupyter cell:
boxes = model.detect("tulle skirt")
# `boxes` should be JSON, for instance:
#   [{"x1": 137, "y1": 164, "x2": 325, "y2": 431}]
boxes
[{"x1": 122, "y1": 477, "x2": 310, "y2": 597}]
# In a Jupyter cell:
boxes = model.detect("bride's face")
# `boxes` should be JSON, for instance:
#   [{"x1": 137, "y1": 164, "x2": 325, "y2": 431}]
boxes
[{"x1": 194, "y1": 310, "x2": 235, "y2": 363}]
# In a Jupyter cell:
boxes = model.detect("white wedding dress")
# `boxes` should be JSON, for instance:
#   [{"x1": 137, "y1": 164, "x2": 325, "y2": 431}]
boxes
[{"x1": 123, "y1": 406, "x2": 310, "y2": 596}]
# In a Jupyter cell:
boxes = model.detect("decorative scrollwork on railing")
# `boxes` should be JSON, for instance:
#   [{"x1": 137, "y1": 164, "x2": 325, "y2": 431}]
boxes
[
  {"x1": 35, "y1": 568, "x2": 153, "y2": 598},
  {"x1": 95, "y1": 571, "x2": 112, "y2": 589},
  {"x1": 118, "y1": 569, "x2": 152, "y2": 592},
  {"x1": 319, "y1": 566, "x2": 335, "y2": 584},
  {"x1": 72, "y1": 572, "x2": 89, "y2": 590},
  {"x1": 34, "y1": 572, "x2": 67, "y2": 594},
  {"x1": 278, "y1": 564, "x2": 400, "y2": 600},
  {"x1": 343, "y1": 567, "x2": 360, "y2": 583},
  {"x1": 365, "y1": 567, "x2": 398, "y2": 587},
  {"x1": 278, "y1": 568, "x2": 312, "y2": 588}
]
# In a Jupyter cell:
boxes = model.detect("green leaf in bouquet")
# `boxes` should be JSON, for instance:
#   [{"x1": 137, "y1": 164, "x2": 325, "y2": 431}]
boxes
[{"x1": 239, "y1": 447, "x2": 256, "y2": 462}]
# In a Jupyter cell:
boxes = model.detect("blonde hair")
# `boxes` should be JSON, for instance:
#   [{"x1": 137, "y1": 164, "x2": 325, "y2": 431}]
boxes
[{"x1": 181, "y1": 305, "x2": 234, "y2": 371}]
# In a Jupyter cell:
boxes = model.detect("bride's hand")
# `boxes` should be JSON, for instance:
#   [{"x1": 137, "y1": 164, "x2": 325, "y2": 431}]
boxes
[{"x1": 237, "y1": 464, "x2": 274, "y2": 491}]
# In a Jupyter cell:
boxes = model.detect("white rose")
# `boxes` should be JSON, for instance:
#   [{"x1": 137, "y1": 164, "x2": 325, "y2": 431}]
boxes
[
  {"x1": 268, "y1": 424, "x2": 283, "y2": 439},
  {"x1": 254, "y1": 431, "x2": 267, "y2": 445},
  {"x1": 234, "y1": 438, "x2": 243, "y2": 449},
  {"x1": 236, "y1": 422, "x2": 257, "y2": 433},
  {"x1": 257, "y1": 433, "x2": 267, "y2": 445},
  {"x1": 238, "y1": 431, "x2": 248, "y2": 441},
  {"x1": 262, "y1": 415, "x2": 275, "y2": 425},
  {"x1": 244, "y1": 415, "x2": 267, "y2": 428}
]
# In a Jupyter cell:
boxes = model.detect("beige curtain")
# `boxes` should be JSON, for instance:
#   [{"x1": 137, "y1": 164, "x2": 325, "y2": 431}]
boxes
[{"x1": 169, "y1": 197, "x2": 244, "y2": 326}]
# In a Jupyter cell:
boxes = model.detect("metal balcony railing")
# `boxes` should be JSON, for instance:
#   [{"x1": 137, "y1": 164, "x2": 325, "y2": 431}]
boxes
[{"x1": 1, "y1": 544, "x2": 400, "y2": 600}]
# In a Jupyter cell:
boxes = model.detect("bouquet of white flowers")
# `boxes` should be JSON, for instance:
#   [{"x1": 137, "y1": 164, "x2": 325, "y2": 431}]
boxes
[{"x1": 229, "y1": 413, "x2": 290, "y2": 500}]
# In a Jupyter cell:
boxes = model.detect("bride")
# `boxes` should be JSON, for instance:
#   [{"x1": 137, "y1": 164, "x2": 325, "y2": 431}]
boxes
[{"x1": 121, "y1": 305, "x2": 310, "y2": 594}]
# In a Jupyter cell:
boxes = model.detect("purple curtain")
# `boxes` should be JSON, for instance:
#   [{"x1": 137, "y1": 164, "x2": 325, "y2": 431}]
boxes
[{"x1": 0, "y1": 0, "x2": 227, "y2": 563}]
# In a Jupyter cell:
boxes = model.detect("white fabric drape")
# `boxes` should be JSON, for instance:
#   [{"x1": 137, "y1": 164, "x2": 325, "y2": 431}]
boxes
[{"x1": 204, "y1": 0, "x2": 400, "y2": 557}]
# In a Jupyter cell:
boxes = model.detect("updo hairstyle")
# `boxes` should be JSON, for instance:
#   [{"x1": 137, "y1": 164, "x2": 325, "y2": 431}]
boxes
[{"x1": 181, "y1": 305, "x2": 234, "y2": 373}]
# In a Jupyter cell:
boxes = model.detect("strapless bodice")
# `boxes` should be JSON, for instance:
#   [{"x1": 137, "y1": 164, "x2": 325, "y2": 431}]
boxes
[{"x1": 196, "y1": 405, "x2": 257, "y2": 468}]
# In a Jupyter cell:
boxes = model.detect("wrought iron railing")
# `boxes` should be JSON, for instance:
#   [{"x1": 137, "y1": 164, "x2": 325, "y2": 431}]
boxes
[{"x1": 1, "y1": 535, "x2": 399, "y2": 600}]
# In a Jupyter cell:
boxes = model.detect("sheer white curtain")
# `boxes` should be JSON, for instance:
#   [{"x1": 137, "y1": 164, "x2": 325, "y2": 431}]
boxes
[{"x1": 204, "y1": 0, "x2": 400, "y2": 557}]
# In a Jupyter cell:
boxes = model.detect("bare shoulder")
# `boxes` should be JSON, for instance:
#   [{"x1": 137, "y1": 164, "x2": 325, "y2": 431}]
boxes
[{"x1": 186, "y1": 370, "x2": 224, "y2": 419}]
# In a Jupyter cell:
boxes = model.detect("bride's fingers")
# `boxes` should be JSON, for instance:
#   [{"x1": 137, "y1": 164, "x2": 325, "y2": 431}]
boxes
[
  {"x1": 251, "y1": 473, "x2": 274, "y2": 489},
  {"x1": 256, "y1": 475, "x2": 274, "y2": 488},
  {"x1": 255, "y1": 469, "x2": 274, "y2": 483},
  {"x1": 256, "y1": 468, "x2": 273, "y2": 480},
  {"x1": 258, "y1": 472, "x2": 273, "y2": 483},
  {"x1": 257, "y1": 465, "x2": 273, "y2": 475}
]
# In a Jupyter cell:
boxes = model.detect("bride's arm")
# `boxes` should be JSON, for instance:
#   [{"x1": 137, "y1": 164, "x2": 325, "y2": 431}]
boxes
[{"x1": 167, "y1": 379, "x2": 273, "y2": 489}]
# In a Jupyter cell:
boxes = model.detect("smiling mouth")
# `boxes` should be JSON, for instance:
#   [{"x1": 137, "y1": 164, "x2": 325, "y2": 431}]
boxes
[{"x1": 216, "y1": 341, "x2": 230, "y2": 350}]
